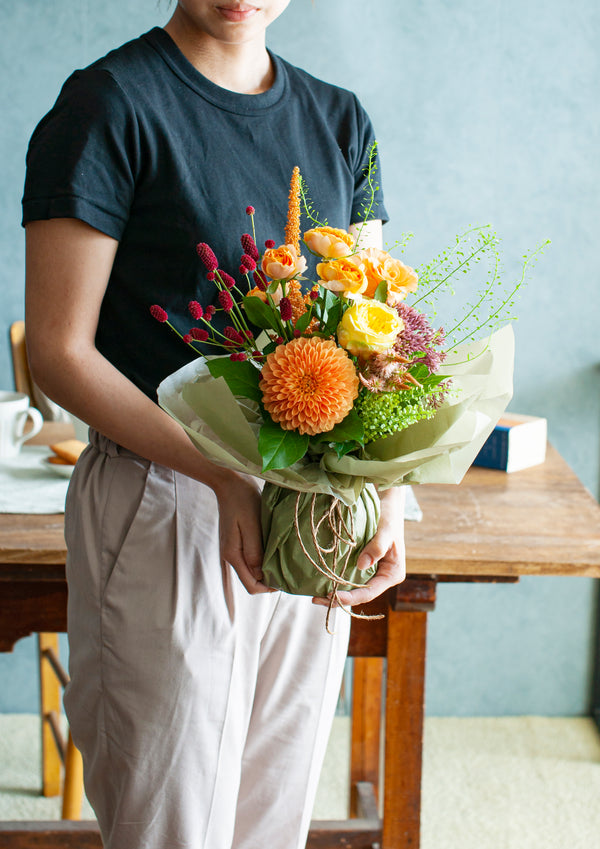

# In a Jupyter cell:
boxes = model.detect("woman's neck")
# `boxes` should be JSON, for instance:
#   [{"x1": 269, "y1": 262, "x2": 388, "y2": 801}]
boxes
[{"x1": 164, "y1": 15, "x2": 274, "y2": 94}]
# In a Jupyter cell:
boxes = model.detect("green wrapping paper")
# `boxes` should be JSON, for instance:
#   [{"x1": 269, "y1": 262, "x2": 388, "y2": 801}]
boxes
[
  {"x1": 260, "y1": 482, "x2": 380, "y2": 596},
  {"x1": 157, "y1": 325, "x2": 514, "y2": 598}
]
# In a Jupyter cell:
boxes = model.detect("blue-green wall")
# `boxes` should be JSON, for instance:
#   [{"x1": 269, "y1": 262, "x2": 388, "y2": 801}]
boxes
[{"x1": 1, "y1": 0, "x2": 598, "y2": 715}]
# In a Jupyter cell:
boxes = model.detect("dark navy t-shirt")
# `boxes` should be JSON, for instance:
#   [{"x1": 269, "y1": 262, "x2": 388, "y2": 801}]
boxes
[{"x1": 22, "y1": 27, "x2": 388, "y2": 400}]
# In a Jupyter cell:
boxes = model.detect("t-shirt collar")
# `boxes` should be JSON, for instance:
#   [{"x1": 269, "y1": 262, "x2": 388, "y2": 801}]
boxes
[{"x1": 143, "y1": 27, "x2": 287, "y2": 115}]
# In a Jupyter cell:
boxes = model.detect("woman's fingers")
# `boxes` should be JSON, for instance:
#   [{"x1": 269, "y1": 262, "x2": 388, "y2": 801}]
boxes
[
  {"x1": 221, "y1": 528, "x2": 271, "y2": 595},
  {"x1": 312, "y1": 520, "x2": 406, "y2": 607},
  {"x1": 217, "y1": 476, "x2": 274, "y2": 595}
]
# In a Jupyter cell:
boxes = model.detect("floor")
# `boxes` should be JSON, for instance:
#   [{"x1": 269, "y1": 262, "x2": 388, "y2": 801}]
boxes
[{"x1": 1, "y1": 715, "x2": 600, "y2": 848}]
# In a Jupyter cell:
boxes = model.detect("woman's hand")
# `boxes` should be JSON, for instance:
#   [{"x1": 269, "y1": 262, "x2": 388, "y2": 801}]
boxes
[
  {"x1": 214, "y1": 472, "x2": 272, "y2": 595},
  {"x1": 312, "y1": 487, "x2": 406, "y2": 608}
]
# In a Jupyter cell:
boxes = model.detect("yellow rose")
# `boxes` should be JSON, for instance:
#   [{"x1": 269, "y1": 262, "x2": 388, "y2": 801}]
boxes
[
  {"x1": 304, "y1": 226, "x2": 354, "y2": 258},
  {"x1": 350, "y1": 248, "x2": 418, "y2": 303},
  {"x1": 316, "y1": 258, "x2": 367, "y2": 296},
  {"x1": 337, "y1": 300, "x2": 404, "y2": 356},
  {"x1": 262, "y1": 244, "x2": 307, "y2": 281}
]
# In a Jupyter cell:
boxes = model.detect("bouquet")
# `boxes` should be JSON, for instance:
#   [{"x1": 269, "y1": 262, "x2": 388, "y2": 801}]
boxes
[{"x1": 154, "y1": 156, "x2": 545, "y2": 624}]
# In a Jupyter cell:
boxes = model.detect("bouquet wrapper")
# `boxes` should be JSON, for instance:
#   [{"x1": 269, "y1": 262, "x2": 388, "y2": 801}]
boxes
[
  {"x1": 157, "y1": 325, "x2": 514, "y2": 597},
  {"x1": 261, "y1": 481, "x2": 380, "y2": 596}
]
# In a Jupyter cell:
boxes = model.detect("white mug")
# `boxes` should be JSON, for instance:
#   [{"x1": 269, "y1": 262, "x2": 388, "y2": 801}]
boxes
[{"x1": 0, "y1": 391, "x2": 44, "y2": 458}]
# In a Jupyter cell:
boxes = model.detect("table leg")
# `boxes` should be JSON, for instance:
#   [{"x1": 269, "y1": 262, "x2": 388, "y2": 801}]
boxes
[
  {"x1": 382, "y1": 590, "x2": 432, "y2": 849},
  {"x1": 350, "y1": 657, "x2": 384, "y2": 817}
]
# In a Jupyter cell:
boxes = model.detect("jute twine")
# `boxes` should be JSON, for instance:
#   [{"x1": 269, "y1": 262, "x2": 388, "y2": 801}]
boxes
[{"x1": 293, "y1": 492, "x2": 384, "y2": 634}]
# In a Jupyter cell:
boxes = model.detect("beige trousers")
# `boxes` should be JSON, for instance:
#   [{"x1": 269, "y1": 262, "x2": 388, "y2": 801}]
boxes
[{"x1": 63, "y1": 430, "x2": 350, "y2": 849}]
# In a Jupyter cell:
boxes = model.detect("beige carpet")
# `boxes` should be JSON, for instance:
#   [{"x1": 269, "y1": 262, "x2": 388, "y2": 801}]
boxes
[{"x1": 1, "y1": 715, "x2": 600, "y2": 847}]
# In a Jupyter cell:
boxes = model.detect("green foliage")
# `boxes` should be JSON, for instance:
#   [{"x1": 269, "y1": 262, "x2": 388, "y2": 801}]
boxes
[
  {"x1": 411, "y1": 225, "x2": 550, "y2": 352},
  {"x1": 351, "y1": 141, "x2": 381, "y2": 246},
  {"x1": 258, "y1": 415, "x2": 309, "y2": 471},
  {"x1": 354, "y1": 386, "x2": 440, "y2": 443},
  {"x1": 242, "y1": 295, "x2": 280, "y2": 332},
  {"x1": 311, "y1": 407, "x2": 365, "y2": 457},
  {"x1": 294, "y1": 310, "x2": 313, "y2": 334},
  {"x1": 299, "y1": 177, "x2": 328, "y2": 227},
  {"x1": 311, "y1": 287, "x2": 345, "y2": 336},
  {"x1": 373, "y1": 281, "x2": 388, "y2": 303},
  {"x1": 206, "y1": 357, "x2": 262, "y2": 402}
]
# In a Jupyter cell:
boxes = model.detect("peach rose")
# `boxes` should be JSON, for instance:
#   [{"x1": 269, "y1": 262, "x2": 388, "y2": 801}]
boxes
[
  {"x1": 247, "y1": 285, "x2": 282, "y2": 305},
  {"x1": 261, "y1": 243, "x2": 307, "y2": 281},
  {"x1": 304, "y1": 226, "x2": 354, "y2": 258},
  {"x1": 316, "y1": 258, "x2": 367, "y2": 296},
  {"x1": 350, "y1": 248, "x2": 418, "y2": 303}
]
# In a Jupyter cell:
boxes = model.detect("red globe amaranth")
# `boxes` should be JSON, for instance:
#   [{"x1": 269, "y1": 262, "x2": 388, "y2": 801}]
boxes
[
  {"x1": 245, "y1": 206, "x2": 255, "y2": 215},
  {"x1": 150, "y1": 305, "x2": 168, "y2": 323},
  {"x1": 218, "y1": 270, "x2": 236, "y2": 289},
  {"x1": 253, "y1": 270, "x2": 267, "y2": 291},
  {"x1": 218, "y1": 290, "x2": 234, "y2": 312},
  {"x1": 264, "y1": 239, "x2": 275, "y2": 249},
  {"x1": 204, "y1": 305, "x2": 216, "y2": 321},
  {"x1": 196, "y1": 242, "x2": 218, "y2": 271},
  {"x1": 224, "y1": 326, "x2": 245, "y2": 346},
  {"x1": 241, "y1": 233, "x2": 259, "y2": 261},
  {"x1": 279, "y1": 297, "x2": 293, "y2": 322},
  {"x1": 240, "y1": 253, "x2": 257, "y2": 272},
  {"x1": 190, "y1": 327, "x2": 209, "y2": 341},
  {"x1": 188, "y1": 301, "x2": 203, "y2": 320},
  {"x1": 182, "y1": 333, "x2": 192, "y2": 344}
]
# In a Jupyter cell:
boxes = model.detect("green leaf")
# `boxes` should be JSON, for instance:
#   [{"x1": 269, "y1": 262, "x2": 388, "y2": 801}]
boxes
[
  {"x1": 206, "y1": 357, "x2": 262, "y2": 401},
  {"x1": 410, "y1": 364, "x2": 430, "y2": 381},
  {"x1": 267, "y1": 279, "x2": 281, "y2": 294},
  {"x1": 313, "y1": 407, "x2": 365, "y2": 445},
  {"x1": 242, "y1": 296, "x2": 279, "y2": 331},
  {"x1": 374, "y1": 280, "x2": 388, "y2": 302},
  {"x1": 322, "y1": 300, "x2": 343, "y2": 336},
  {"x1": 315, "y1": 288, "x2": 337, "y2": 324},
  {"x1": 258, "y1": 416, "x2": 309, "y2": 471},
  {"x1": 294, "y1": 310, "x2": 313, "y2": 334},
  {"x1": 333, "y1": 440, "x2": 360, "y2": 459}
]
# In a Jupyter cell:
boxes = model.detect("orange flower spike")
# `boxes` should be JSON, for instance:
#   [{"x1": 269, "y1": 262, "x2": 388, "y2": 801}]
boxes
[
  {"x1": 286, "y1": 279, "x2": 308, "y2": 323},
  {"x1": 260, "y1": 336, "x2": 359, "y2": 436},
  {"x1": 284, "y1": 166, "x2": 301, "y2": 256}
]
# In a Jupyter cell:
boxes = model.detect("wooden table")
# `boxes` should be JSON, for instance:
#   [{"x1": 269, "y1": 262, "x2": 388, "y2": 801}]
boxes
[{"x1": 2, "y1": 442, "x2": 600, "y2": 849}]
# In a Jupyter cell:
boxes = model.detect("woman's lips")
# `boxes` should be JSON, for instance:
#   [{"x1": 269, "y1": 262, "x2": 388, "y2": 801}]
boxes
[{"x1": 216, "y1": 5, "x2": 259, "y2": 22}]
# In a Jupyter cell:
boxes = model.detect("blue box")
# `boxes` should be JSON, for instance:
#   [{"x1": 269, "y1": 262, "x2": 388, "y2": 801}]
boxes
[{"x1": 474, "y1": 414, "x2": 547, "y2": 472}]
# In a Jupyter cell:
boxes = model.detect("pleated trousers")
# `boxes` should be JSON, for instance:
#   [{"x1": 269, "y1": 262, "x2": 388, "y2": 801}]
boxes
[{"x1": 63, "y1": 430, "x2": 350, "y2": 849}]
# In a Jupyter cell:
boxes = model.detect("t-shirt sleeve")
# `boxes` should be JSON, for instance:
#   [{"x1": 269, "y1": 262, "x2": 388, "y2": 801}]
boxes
[
  {"x1": 350, "y1": 95, "x2": 389, "y2": 226},
  {"x1": 22, "y1": 68, "x2": 139, "y2": 240}
]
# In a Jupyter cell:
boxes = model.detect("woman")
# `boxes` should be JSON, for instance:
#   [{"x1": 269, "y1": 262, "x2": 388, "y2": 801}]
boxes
[{"x1": 23, "y1": 3, "x2": 406, "y2": 848}]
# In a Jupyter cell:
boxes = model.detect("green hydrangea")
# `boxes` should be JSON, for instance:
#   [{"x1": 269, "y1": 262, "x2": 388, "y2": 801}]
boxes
[{"x1": 355, "y1": 386, "x2": 437, "y2": 443}]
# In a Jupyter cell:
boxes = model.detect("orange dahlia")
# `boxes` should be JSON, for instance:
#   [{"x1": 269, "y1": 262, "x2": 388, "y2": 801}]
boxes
[{"x1": 260, "y1": 336, "x2": 359, "y2": 436}]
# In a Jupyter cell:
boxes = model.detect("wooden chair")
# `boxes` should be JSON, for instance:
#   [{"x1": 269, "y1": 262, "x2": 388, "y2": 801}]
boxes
[{"x1": 9, "y1": 320, "x2": 84, "y2": 819}]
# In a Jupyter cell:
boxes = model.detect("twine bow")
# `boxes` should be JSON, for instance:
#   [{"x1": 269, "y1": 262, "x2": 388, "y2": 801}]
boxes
[{"x1": 294, "y1": 492, "x2": 384, "y2": 634}]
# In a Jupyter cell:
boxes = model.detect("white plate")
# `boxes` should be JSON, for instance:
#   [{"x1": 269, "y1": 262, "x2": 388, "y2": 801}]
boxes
[{"x1": 43, "y1": 458, "x2": 75, "y2": 478}]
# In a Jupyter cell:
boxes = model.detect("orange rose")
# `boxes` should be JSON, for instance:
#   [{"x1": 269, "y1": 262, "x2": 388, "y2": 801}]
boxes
[
  {"x1": 350, "y1": 248, "x2": 418, "y2": 303},
  {"x1": 304, "y1": 226, "x2": 354, "y2": 258},
  {"x1": 316, "y1": 257, "x2": 367, "y2": 296},
  {"x1": 247, "y1": 285, "x2": 282, "y2": 305},
  {"x1": 261, "y1": 243, "x2": 307, "y2": 281}
]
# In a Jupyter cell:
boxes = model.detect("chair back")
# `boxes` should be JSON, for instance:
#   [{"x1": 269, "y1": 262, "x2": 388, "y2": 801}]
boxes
[{"x1": 10, "y1": 320, "x2": 35, "y2": 401}]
